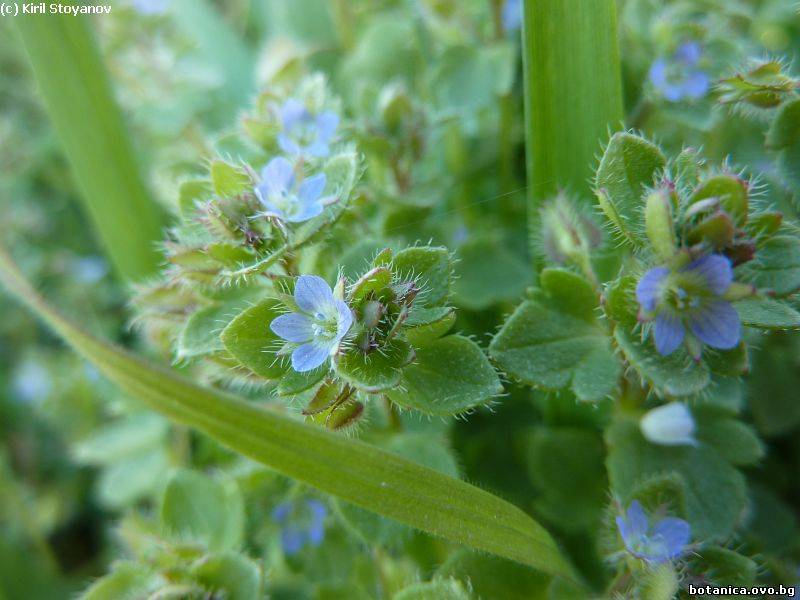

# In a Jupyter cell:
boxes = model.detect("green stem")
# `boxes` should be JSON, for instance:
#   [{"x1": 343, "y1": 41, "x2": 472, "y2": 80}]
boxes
[
  {"x1": 16, "y1": 9, "x2": 164, "y2": 281},
  {"x1": 521, "y1": 0, "x2": 624, "y2": 264}
]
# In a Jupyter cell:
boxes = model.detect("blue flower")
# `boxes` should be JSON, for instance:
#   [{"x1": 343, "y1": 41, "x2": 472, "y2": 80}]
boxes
[
  {"x1": 272, "y1": 499, "x2": 327, "y2": 555},
  {"x1": 649, "y1": 41, "x2": 710, "y2": 102},
  {"x1": 270, "y1": 275, "x2": 353, "y2": 372},
  {"x1": 636, "y1": 254, "x2": 741, "y2": 356},
  {"x1": 616, "y1": 501, "x2": 690, "y2": 564},
  {"x1": 278, "y1": 99, "x2": 339, "y2": 158},
  {"x1": 502, "y1": 0, "x2": 522, "y2": 32},
  {"x1": 254, "y1": 157, "x2": 333, "y2": 223}
]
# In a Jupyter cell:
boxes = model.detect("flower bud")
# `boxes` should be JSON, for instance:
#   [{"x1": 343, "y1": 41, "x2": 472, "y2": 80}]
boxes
[
  {"x1": 645, "y1": 188, "x2": 677, "y2": 261},
  {"x1": 540, "y1": 196, "x2": 601, "y2": 266},
  {"x1": 718, "y1": 60, "x2": 797, "y2": 110},
  {"x1": 640, "y1": 402, "x2": 697, "y2": 446}
]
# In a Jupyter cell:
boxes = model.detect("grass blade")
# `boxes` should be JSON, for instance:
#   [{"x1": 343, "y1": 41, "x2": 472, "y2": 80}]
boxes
[
  {"x1": 522, "y1": 0, "x2": 624, "y2": 242},
  {"x1": 0, "y1": 247, "x2": 578, "y2": 582},
  {"x1": 15, "y1": 11, "x2": 163, "y2": 280}
]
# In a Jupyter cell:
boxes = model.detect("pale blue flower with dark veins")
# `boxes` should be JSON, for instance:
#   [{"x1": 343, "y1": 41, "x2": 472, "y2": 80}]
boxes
[
  {"x1": 502, "y1": 0, "x2": 522, "y2": 32},
  {"x1": 649, "y1": 41, "x2": 710, "y2": 102},
  {"x1": 616, "y1": 500, "x2": 690, "y2": 564},
  {"x1": 272, "y1": 499, "x2": 327, "y2": 555},
  {"x1": 278, "y1": 98, "x2": 339, "y2": 158},
  {"x1": 254, "y1": 157, "x2": 333, "y2": 223},
  {"x1": 636, "y1": 254, "x2": 741, "y2": 356},
  {"x1": 271, "y1": 275, "x2": 353, "y2": 372}
]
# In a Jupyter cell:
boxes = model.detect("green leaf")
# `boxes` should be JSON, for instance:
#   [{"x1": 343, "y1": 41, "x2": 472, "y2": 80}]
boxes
[
  {"x1": 392, "y1": 246, "x2": 453, "y2": 307},
  {"x1": 526, "y1": 428, "x2": 606, "y2": 533},
  {"x1": 690, "y1": 175, "x2": 748, "y2": 226},
  {"x1": 192, "y1": 553, "x2": 262, "y2": 600},
  {"x1": 766, "y1": 97, "x2": 800, "y2": 188},
  {"x1": 404, "y1": 306, "x2": 456, "y2": 345},
  {"x1": 734, "y1": 297, "x2": 800, "y2": 329},
  {"x1": 614, "y1": 327, "x2": 709, "y2": 397},
  {"x1": 15, "y1": 11, "x2": 163, "y2": 280},
  {"x1": 438, "y1": 550, "x2": 550, "y2": 600},
  {"x1": 210, "y1": 160, "x2": 251, "y2": 198},
  {"x1": 0, "y1": 250, "x2": 576, "y2": 580},
  {"x1": 220, "y1": 299, "x2": 289, "y2": 379},
  {"x1": 96, "y1": 448, "x2": 171, "y2": 509},
  {"x1": 688, "y1": 548, "x2": 757, "y2": 587},
  {"x1": 336, "y1": 432, "x2": 459, "y2": 546},
  {"x1": 604, "y1": 274, "x2": 639, "y2": 327},
  {"x1": 696, "y1": 414, "x2": 764, "y2": 466},
  {"x1": 595, "y1": 133, "x2": 665, "y2": 235},
  {"x1": 277, "y1": 365, "x2": 327, "y2": 396},
  {"x1": 334, "y1": 339, "x2": 414, "y2": 393},
  {"x1": 387, "y1": 335, "x2": 502, "y2": 416},
  {"x1": 606, "y1": 416, "x2": 746, "y2": 540},
  {"x1": 393, "y1": 580, "x2": 470, "y2": 600},
  {"x1": 178, "y1": 304, "x2": 236, "y2": 359},
  {"x1": 490, "y1": 271, "x2": 619, "y2": 402},
  {"x1": 747, "y1": 333, "x2": 800, "y2": 437},
  {"x1": 453, "y1": 238, "x2": 532, "y2": 310},
  {"x1": 161, "y1": 470, "x2": 244, "y2": 552},
  {"x1": 742, "y1": 235, "x2": 800, "y2": 296},
  {"x1": 431, "y1": 44, "x2": 514, "y2": 113},
  {"x1": 74, "y1": 413, "x2": 168, "y2": 465},
  {"x1": 79, "y1": 562, "x2": 157, "y2": 600}
]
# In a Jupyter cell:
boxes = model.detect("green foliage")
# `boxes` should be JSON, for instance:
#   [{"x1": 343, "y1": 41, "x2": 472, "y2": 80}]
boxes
[
  {"x1": 606, "y1": 416, "x2": 746, "y2": 540},
  {"x1": 15, "y1": 10, "x2": 163, "y2": 280},
  {"x1": 491, "y1": 269, "x2": 620, "y2": 402}
]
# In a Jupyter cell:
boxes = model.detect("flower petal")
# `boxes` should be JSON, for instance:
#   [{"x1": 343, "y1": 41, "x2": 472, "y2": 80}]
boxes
[
  {"x1": 652, "y1": 517, "x2": 690, "y2": 560},
  {"x1": 683, "y1": 70, "x2": 709, "y2": 99},
  {"x1": 280, "y1": 98, "x2": 307, "y2": 130},
  {"x1": 640, "y1": 402, "x2": 697, "y2": 446},
  {"x1": 685, "y1": 254, "x2": 732, "y2": 295},
  {"x1": 272, "y1": 502, "x2": 291, "y2": 523},
  {"x1": 280, "y1": 527, "x2": 305, "y2": 555},
  {"x1": 298, "y1": 173, "x2": 327, "y2": 204},
  {"x1": 654, "y1": 312, "x2": 685, "y2": 355},
  {"x1": 270, "y1": 312, "x2": 314, "y2": 343},
  {"x1": 334, "y1": 299, "x2": 354, "y2": 340},
  {"x1": 291, "y1": 342, "x2": 331, "y2": 372},
  {"x1": 277, "y1": 133, "x2": 300, "y2": 156},
  {"x1": 294, "y1": 275, "x2": 335, "y2": 313},
  {"x1": 637, "y1": 267, "x2": 670, "y2": 312},
  {"x1": 316, "y1": 111, "x2": 339, "y2": 140},
  {"x1": 687, "y1": 300, "x2": 740, "y2": 349},
  {"x1": 649, "y1": 59, "x2": 668, "y2": 88},
  {"x1": 675, "y1": 41, "x2": 702, "y2": 65},
  {"x1": 305, "y1": 140, "x2": 330, "y2": 157},
  {"x1": 286, "y1": 201, "x2": 324, "y2": 223},
  {"x1": 617, "y1": 500, "x2": 648, "y2": 548},
  {"x1": 259, "y1": 156, "x2": 295, "y2": 198}
]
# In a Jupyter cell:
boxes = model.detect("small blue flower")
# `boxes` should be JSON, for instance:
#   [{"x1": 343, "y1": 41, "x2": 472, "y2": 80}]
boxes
[
  {"x1": 254, "y1": 157, "x2": 333, "y2": 223},
  {"x1": 636, "y1": 254, "x2": 741, "y2": 356},
  {"x1": 616, "y1": 500, "x2": 690, "y2": 564},
  {"x1": 649, "y1": 41, "x2": 710, "y2": 102},
  {"x1": 130, "y1": 0, "x2": 167, "y2": 15},
  {"x1": 12, "y1": 360, "x2": 52, "y2": 403},
  {"x1": 272, "y1": 499, "x2": 327, "y2": 555},
  {"x1": 502, "y1": 0, "x2": 522, "y2": 32},
  {"x1": 271, "y1": 275, "x2": 353, "y2": 372},
  {"x1": 278, "y1": 99, "x2": 339, "y2": 158}
]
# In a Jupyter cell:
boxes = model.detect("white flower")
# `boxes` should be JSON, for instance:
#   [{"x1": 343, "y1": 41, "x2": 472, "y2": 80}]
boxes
[{"x1": 640, "y1": 402, "x2": 697, "y2": 446}]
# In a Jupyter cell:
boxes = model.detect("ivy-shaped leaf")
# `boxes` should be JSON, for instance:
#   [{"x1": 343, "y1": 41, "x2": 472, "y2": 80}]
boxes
[
  {"x1": 614, "y1": 327, "x2": 709, "y2": 397},
  {"x1": 387, "y1": 335, "x2": 502, "y2": 416},
  {"x1": 490, "y1": 269, "x2": 620, "y2": 402},
  {"x1": 220, "y1": 299, "x2": 289, "y2": 379}
]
